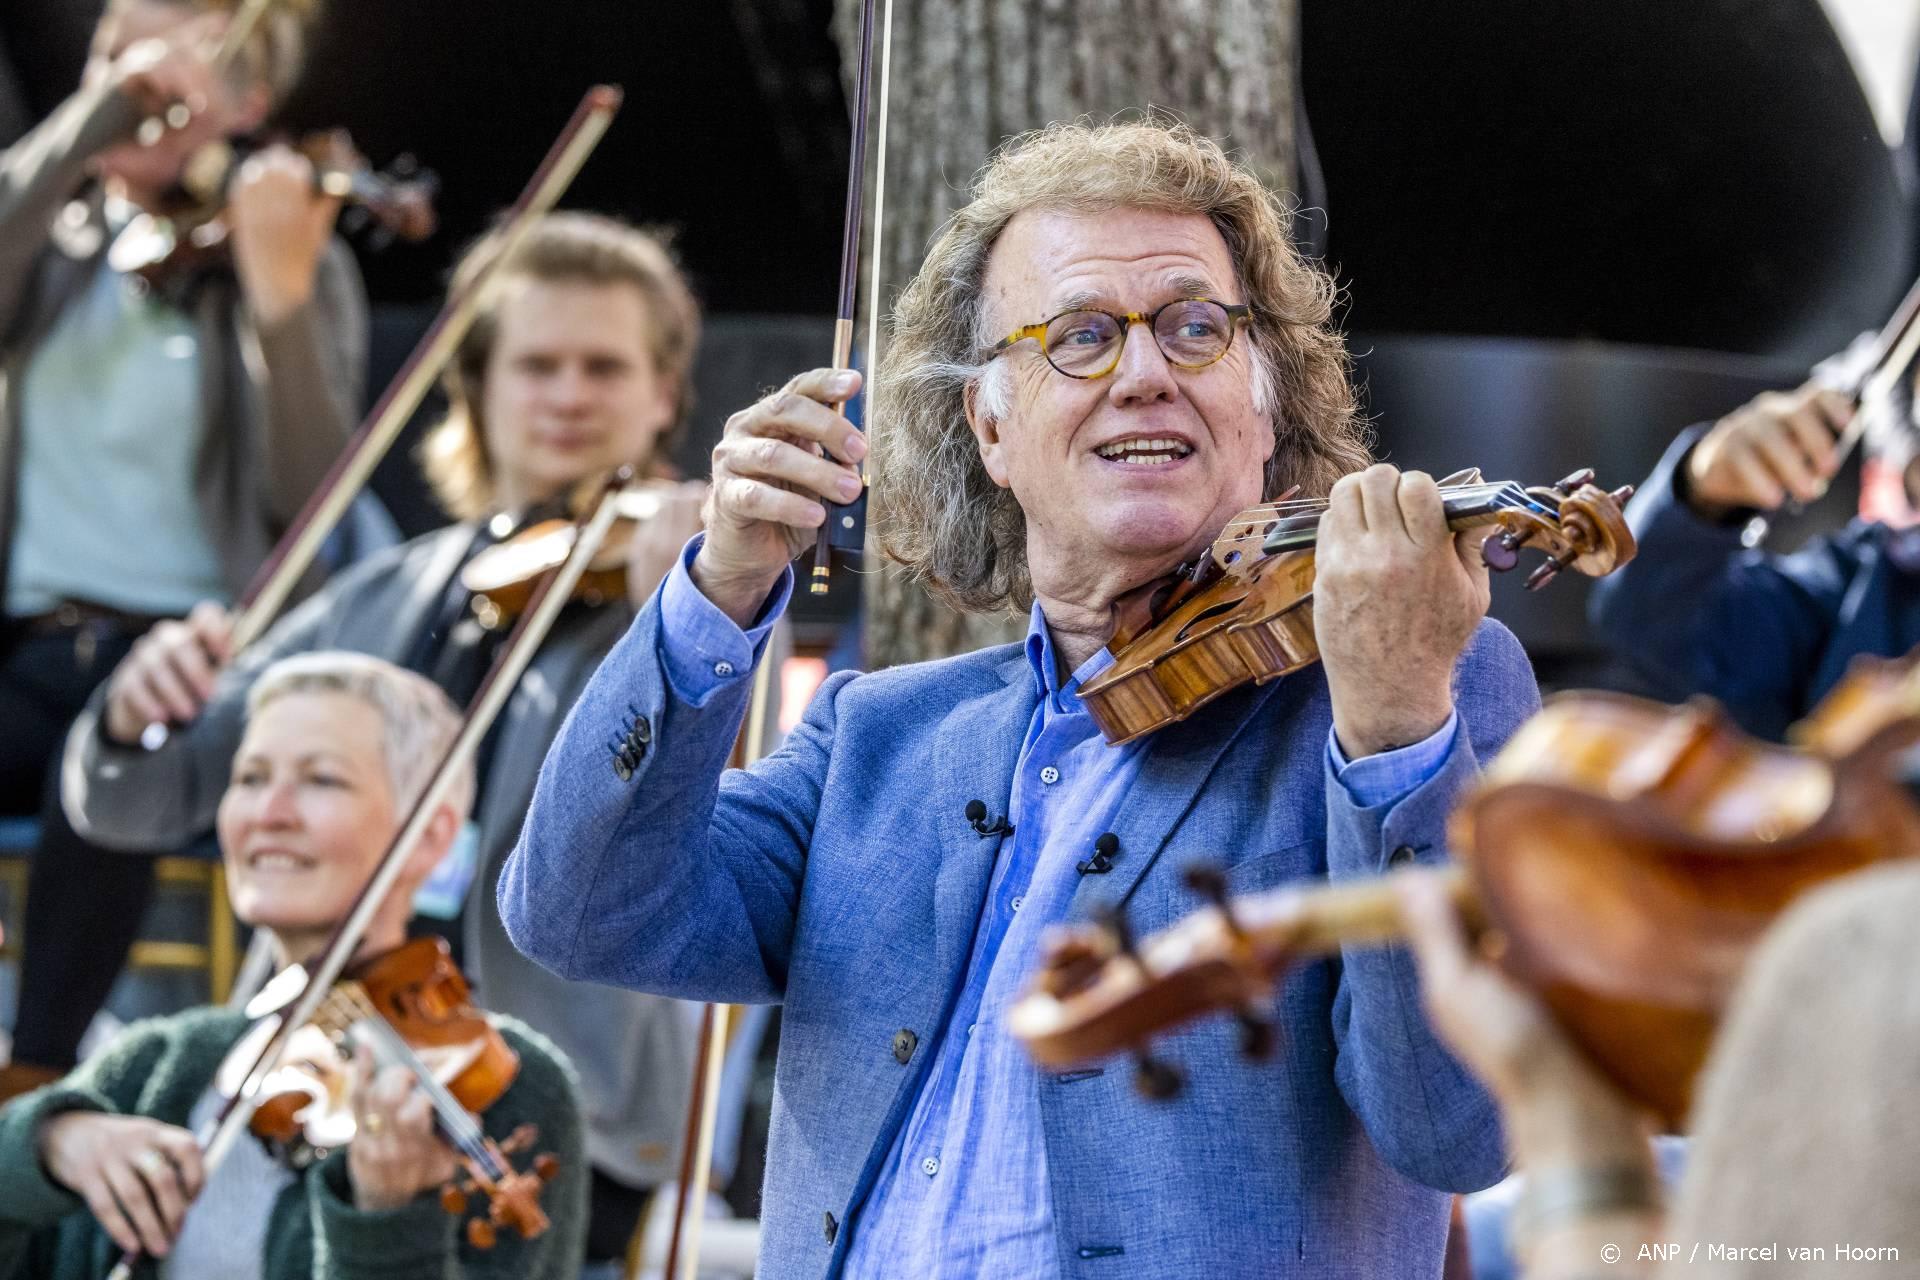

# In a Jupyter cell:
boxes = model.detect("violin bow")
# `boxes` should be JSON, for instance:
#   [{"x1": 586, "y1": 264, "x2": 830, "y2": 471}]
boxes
[
  {"x1": 220, "y1": 86, "x2": 623, "y2": 659},
  {"x1": 808, "y1": 0, "x2": 893, "y2": 595},
  {"x1": 1829, "y1": 271, "x2": 1920, "y2": 471},
  {"x1": 135, "y1": 0, "x2": 277, "y2": 147},
  {"x1": 106, "y1": 472, "x2": 636, "y2": 1280},
  {"x1": 660, "y1": 6, "x2": 895, "y2": 1274}
]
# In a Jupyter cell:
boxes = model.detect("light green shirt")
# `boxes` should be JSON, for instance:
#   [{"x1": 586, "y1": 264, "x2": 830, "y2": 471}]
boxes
[{"x1": 9, "y1": 230, "x2": 228, "y2": 617}]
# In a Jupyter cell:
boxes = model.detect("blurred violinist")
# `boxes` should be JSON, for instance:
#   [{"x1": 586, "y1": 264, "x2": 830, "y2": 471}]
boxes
[
  {"x1": 0, "y1": 0, "x2": 365, "y2": 1097},
  {"x1": 0, "y1": 650, "x2": 587, "y2": 1278},
  {"x1": 1395, "y1": 862, "x2": 1920, "y2": 1278},
  {"x1": 1590, "y1": 358, "x2": 1920, "y2": 741},
  {"x1": 501, "y1": 120, "x2": 1538, "y2": 1277},
  {"x1": 58, "y1": 212, "x2": 707, "y2": 1278}
]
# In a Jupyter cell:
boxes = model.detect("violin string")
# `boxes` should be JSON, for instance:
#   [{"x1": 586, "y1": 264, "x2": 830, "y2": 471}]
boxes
[
  {"x1": 1215, "y1": 481, "x2": 1537, "y2": 538},
  {"x1": 1215, "y1": 481, "x2": 1507, "y2": 529},
  {"x1": 330, "y1": 985, "x2": 502, "y2": 1175}
]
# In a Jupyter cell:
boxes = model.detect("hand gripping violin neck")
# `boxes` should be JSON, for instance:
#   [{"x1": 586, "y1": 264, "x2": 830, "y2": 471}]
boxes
[{"x1": 1079, "y1": 468, "x2": 1639, "y2": 745}]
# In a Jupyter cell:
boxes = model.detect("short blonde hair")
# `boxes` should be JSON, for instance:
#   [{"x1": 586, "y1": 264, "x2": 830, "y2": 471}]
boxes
[
  {"x1": 872, "y1": 119, "x2": 1368, "y2": 615},
  {"x1": 105, "y1": 0, "x2": 318, "y2": 105},
  {"x1": 247, "y1": 651, "x2": 474, "y2": 822},
  {"x1": 420, "y1": 213, "x2": 702, "y2": 520}
]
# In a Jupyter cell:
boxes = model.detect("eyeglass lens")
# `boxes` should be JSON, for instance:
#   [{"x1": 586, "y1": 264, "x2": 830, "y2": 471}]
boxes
[{"x1": 1042, "y1": 300, "x2": 1234, "y2": 376}]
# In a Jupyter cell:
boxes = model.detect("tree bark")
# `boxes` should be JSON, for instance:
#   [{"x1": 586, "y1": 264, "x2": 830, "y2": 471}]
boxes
[{"x1": 835, "y1": 0, "x2": 1301, "y2": 668}]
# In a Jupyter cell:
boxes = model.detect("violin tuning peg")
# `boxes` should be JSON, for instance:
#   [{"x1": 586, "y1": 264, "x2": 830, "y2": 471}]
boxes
[
  {"x1": 1480, "y1": 533, "x2": 1519, "y2": 574},
  {"x1": 504, "y1": 1123, "x2": 538, "y2": 1153},
  {"x1": 534, "y1": 1153, "x2": 560, "y2": 1182},
  {"x1": 1524, "y1": 556, "x2": 1564, "y2": 592},
  {"x1": 1552, "y1": 468, "x2": 1596, "y2": 495},
  {"x1": 1094, "y1": 902, "x2": 1139, "y2": 962},
  {"x1": 440, "y1": 1184, "x2": 467, "y2": 1215},
  {"x1": 1182, "y1": 862, "x2": 1247, "y2": 940},
  {"x1": 1134, "y1": 1051, "x2": 1186, "y2": 1100},
  {"x1": 466, "y1": 1219, "x2": 498, "y2": 1250},
  {"x1": 1610, "y1": 485, "x2": 1636, "y2": 506},
  {"x1": 1236, "y1": 1009, "x2": 1277, "y2": 1060}
]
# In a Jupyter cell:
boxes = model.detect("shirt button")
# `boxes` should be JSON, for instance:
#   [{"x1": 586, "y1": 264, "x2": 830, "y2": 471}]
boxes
[
  {"x1": 1388, "y1": 844, "x2": 1418, "y2": 867},
  {"x1": 921, "y1": 1156, "x2": 940, "y2": 1177},
  {"x1": 714, "y1": 660, "x2": 735, "y2": 678},
  {"x1": 892, "y1": 1028, "x2": 918, "y2": 1064},
  {"x1": 1039, "y1": 766, "x2": 1060, "y2": 785},
  {"x1": 1010, "y1": 896, "x2": 1024, "y2": 912}
]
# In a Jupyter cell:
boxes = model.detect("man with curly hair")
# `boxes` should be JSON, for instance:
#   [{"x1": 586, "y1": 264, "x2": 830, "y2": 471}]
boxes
[{"x1": 503, "y1": 119, "x2": 1539, "y2": 1278}]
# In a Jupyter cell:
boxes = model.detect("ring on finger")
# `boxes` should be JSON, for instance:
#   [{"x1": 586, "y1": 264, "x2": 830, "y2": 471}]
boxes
[
  {"x1": 362, "y1": 1112, "x2": 385, "y2": 1137},
  {"x1": 137, "y1": 1148, "x2": 168, "y2": 1176}
]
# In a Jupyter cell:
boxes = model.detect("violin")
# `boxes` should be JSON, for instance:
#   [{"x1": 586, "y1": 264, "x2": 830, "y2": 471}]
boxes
[
  {"x1": 1079, "y1": 468, "x2": 1639, "y2": 744},
  {"x1": 1010, "y1": 648, "x2": 1920, "y2": 1130},
  {"x1": 459, "y1": 485, "x2": 671, "y2": 629},
  {"x1": 1082, "y1": 466, "x2": 1635, "y2": 744},
  {"x1": 220, "y1": 938, "x2": 557, "y2": 1247},
  {"x1": 107, "y1": 130, "x2": 438, "y2": 295}
]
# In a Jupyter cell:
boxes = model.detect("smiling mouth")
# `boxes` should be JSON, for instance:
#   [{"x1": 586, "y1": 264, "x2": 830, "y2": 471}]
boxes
[
  {"x1": 1095, "y1": 437, "x2": 1195, "y2": 466},
  {"x1": 245, "y1": 850, "x2": 316, "y2": 872}
]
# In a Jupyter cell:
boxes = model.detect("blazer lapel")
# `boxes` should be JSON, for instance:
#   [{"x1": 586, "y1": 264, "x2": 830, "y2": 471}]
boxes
[
  {"x1": 1072, "y1": 675, "x2": 1285, "y2": 914},
  {"x1": 929, "y1": 650, "x2": 1039, "y2": 983}
]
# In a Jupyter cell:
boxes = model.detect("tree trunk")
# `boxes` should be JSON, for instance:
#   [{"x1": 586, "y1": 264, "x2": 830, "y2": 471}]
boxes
[{"x1": 835, "y1": 0, "x2": 1301, "y2": 669}]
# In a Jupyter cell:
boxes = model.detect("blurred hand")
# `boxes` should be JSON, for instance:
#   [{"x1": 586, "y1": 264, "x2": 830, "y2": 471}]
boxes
[
  {"x1": 1314, "y1": 465, "x2": 1490, "y2": 758},
  {"x1": 693, "y1": 368, "x2": 866, "y2": 627},
  {"x1": 99, "y1": 14, "x2": 224, "y2": 123},
  {"x1": 103, "y1": 601, "x2": 234, "y2": 746},
  {"x1": 1685, "y1": 381, "x2": 1852, "y2": 514},
  {"x1": 228, "y1": 143, "x2": 343, "y2": 327},
  {"x1": 39, "y1": 1112, "x2": 204, "y2": 1257},
  {"x1": 1394, "y1": 871, "x2": 1650, "y2": 1168},
  {"x1": 624, "y1": 480, "x2": 709, "y2": 608},
  {"x1": 346, "y1": 1046, "x2": 458, "y2": 1213}
]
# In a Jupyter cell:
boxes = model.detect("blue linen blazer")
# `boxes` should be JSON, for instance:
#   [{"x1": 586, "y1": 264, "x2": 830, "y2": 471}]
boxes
[{"x1": 500, "y1": 599, "x2": 1540, "y2": 1279}]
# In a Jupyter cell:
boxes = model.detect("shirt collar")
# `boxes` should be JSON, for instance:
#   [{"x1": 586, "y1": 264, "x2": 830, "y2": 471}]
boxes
[{"x1": 1023, "y1": 601, "x2": 1115, "y2": 711}]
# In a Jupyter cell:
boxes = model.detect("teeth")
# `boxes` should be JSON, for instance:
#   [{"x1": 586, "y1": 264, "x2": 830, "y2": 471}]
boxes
[
  {"x1": 250, "y1": 852, "x2": 308, "y2": 870},
  {"x1": 1096, "y1": 437, "x2": 1193, "y2": 461}
]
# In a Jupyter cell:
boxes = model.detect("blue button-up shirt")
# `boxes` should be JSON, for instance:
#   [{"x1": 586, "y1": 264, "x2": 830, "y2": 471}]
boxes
[{"x1": 656, "y1": 540, "x2": 1453, "y2": 1276}]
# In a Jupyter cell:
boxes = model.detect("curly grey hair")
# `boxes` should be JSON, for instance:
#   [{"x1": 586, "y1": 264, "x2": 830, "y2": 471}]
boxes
[
  {"x1": 247, "y1": 651, "x2": 474, "y2": 821},
  {"x1": 870, "y1": 118, "x2": 1369, "y2": 615}
]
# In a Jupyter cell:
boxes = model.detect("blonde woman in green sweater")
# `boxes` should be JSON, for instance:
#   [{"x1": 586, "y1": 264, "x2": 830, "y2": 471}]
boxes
[{"x1": 0, "y1": 652, "x2": 585, "y2": 1279}]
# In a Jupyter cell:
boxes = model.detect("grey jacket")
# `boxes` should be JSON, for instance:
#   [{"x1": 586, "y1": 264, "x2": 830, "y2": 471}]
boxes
[
  {"x1": 62, "y1": 525, "x2": 697, "y2": 1187},
  {"x1": 0, "y1": 81, "x2": 365, "y2": 609}
]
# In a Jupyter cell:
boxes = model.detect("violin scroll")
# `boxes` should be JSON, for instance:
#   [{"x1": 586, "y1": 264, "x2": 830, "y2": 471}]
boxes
[{"x1": 1480, "y1": 472, "x2": 1637, "y2": 591}]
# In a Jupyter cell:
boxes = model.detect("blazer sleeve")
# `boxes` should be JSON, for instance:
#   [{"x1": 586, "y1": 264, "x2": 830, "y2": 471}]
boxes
[
  {"x1": 499, "y1": 589, "x2": 840, "y2": 1005},
  {"x1": 252, "y1": 237, "x2": 368, "y2": 528},
  {"x1": 1321, "y1": 618, "x2": 1541, "y2": 1194},
  {"x1": 1588, "y1": 426, "x2": 1857, "y2": 739},
  {"x1": 0, "y1": 83, "x2": 137, "y2": 340},
  {"x1": 60, "y1": 554, "x2": 366, "y2": 852}
]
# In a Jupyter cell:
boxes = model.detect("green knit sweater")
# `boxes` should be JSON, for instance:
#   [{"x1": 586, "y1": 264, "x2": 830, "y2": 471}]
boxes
[{"x1": 0, "y1": 1006, "x2": 587, "y2": 1279}]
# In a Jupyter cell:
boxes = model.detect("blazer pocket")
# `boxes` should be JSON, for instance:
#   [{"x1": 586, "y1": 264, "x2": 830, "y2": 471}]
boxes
[{"x1": 1131, "y1": 839, "x2": 1319, "y2": 931}]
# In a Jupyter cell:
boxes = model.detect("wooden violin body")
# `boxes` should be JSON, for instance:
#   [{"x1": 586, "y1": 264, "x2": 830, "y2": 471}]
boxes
[
  {"x1": 1014, "y1": 651, "x2": 1920, "y2": 1130},
  {"x1": 230, "y1": 938, "x2": 557, "y2": 1246},
  {"x1": 1080, "y1": 469, "x2": 1638, "y2": 744},
  {"x1": 460, "y1": 486, "x2": 667, "y2": 628}
]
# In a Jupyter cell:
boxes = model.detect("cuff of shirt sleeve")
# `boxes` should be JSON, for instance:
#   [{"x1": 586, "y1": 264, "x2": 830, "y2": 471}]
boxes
[
  {"x1": 1328, "y1": 712, "x2": 1460, "y2": 808},
  {"x1": 658, "y1": 533, "x2": 792, "y2": 707}
]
